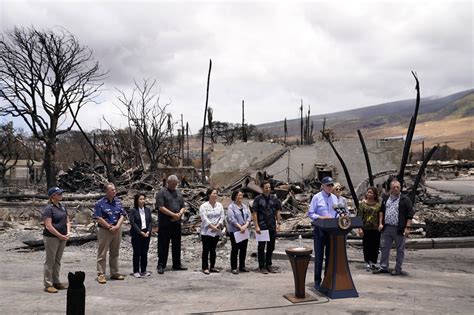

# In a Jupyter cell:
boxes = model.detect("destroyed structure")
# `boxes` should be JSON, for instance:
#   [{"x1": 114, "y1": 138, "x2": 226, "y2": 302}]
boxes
[{"x1": 1, "y1": 140, "x2": 473, "y2": 253}]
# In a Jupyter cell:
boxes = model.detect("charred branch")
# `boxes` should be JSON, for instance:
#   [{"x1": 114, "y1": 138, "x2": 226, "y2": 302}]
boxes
[
  {"x1": 357, "y1": 129, "x2": 374, "y2": 187},
  {"x1": 320, "y1": 130, "x2": 360, "y2": 210}
]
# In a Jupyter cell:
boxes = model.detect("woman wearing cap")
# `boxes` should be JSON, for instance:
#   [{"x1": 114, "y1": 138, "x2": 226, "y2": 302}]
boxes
[
  {"x1": 357, "y1": 186, "x2": 381, "y2": 271},
  {"x1": 199, "y1": 188, "x2": 225, "y2": 274},
  {"x1": 129, "y1": 193, "x2": 152, "y2": 278},
  {"x1": 226, "y1": 190, "x2": 251, "y2": 274},
  {"x1": 42, "y1": 187, "x2": 70, "y2": 293}
]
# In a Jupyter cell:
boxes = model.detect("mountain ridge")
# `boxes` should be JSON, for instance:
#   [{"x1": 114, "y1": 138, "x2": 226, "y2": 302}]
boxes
[{"x1": 257, "y1": 89, "x2": 474, "y2": 150}]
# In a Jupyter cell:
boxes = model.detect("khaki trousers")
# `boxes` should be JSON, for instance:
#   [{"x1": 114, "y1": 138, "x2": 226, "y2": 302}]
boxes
[
  {"x1": 43, "y1": 236, "x2": 66, "y2": 287},
  {"x1": 97, "y1": 226, "x2": 122, "y2": 276}
]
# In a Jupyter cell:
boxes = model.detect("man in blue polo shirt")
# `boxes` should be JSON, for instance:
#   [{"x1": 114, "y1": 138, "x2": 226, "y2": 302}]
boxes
[
  {"x1": 307, "y1": 176, "x2": 338, "y2": 291},
  {"x1": 94, "y1": 183, "x2": 127, "y2": 284}
]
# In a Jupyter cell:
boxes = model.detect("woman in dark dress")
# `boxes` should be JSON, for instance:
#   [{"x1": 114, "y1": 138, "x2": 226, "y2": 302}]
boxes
[{"x1": 130, "y1": 193, "x2": 152, "y2": 278}]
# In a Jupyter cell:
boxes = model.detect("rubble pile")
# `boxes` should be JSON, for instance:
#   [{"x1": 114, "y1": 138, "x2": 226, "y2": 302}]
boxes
[
  {"x1": 1, "y1": 160, "x2": 473, "y2": 250},
  {"x1": 416, "y1": 205, "x2": 474, "y2": 238},
  {"x1": 58, "y1": 161, "x2": 159, "y2": 192}
]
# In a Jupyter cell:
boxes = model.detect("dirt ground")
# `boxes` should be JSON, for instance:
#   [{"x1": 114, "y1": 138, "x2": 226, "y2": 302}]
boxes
[{"x1": 0, "y1": 230, "x2": 473, "y2": 314}]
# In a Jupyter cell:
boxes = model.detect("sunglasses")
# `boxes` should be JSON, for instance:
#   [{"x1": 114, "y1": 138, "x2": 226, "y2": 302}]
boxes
[{"x1": 335, "y1": 188, "x2": 342, "y2": 191}]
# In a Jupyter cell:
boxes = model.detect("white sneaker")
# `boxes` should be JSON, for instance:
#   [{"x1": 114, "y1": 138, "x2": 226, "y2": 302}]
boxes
[{"x1": 133, "y1": 272, "x2": 141, "y2": 278}]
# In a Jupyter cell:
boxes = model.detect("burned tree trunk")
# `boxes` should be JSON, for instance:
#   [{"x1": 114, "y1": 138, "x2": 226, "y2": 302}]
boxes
[
  {"x1": 320, "y1": 131, "x2": 359, "y2": 210},
  {"x1": 43, "y1": 139, "x2": 58, "y2": 187},
  {"x1": 409, "y1": 145, "x2": 438, "y2": 204},
  {"x1": 398, "y1": 71, "x2": 420, "y2": 187},
  {"x1": 357, "y1": 129, "x2": 374, "y2": 187},
  {"x1": 201, "y1": 59, "x2": 212, "y2": 183}
]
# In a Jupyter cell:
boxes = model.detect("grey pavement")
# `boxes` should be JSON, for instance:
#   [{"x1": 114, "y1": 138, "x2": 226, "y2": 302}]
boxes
[
  {"x1": 425, "y1": 178, "x2": 474, "y2": 196},
  {"x1": 1, "y1": 239, "x2": 473, "y2": 314}
]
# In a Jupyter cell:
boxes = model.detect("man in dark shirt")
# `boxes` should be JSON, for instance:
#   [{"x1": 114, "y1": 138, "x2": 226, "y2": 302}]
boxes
[
  {"x1": 155, "y1": 175, "x2": 187, "y2": 274},
  {"x1": 252, "y1": 181, "x2": 282, "y2": 274}
]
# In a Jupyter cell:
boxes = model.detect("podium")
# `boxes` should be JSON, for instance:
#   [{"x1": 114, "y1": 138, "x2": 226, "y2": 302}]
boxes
[{"x1": 312, "y1": 217, "x2": 362, "y2": 299}]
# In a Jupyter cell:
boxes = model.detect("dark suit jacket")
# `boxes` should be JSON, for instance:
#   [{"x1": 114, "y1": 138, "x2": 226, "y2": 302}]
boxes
[
  {"x1": 130, "y1": 207, "x2": 152, "y2": 237},
  {"x1": 379, "y1": 194, "x2": 414, "y2": 235}
]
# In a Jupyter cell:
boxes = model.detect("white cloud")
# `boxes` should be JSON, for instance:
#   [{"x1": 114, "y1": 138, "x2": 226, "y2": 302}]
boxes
[{"x1": 0, "y1": 0, "x2": 472, "y2": 132}]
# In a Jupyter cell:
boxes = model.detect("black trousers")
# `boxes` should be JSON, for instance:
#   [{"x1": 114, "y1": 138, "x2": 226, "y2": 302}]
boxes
[
  {"x1": 362, "y1": 229, "x2": 381, "y2": 264},
  {"x1": 313, "y1": 226, "x2": 330, "y2": 285},
  {"x1": 157, "y1": 224, "x2": 182, "y2": 269},
  {"x1": 229, "y1": 232, "x2": 248, "y2": 270},
  {"x1": 131, "y1": 232, "x2": 151, "y2": 273},
  {"x1": 257, "y1": 229, "x2": 276, "y2": 268},
  {"x1": 201, "y1": 235, "x2": 219, "y2": 270}
]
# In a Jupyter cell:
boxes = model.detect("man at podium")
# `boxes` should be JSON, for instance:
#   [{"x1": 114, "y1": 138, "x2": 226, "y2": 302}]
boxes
[{"x1": 307, "y1": 176, "x2": 339, "y2": 290}]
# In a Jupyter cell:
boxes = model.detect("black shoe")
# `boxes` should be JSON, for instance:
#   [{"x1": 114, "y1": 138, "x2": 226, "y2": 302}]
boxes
[
  {"x1": 172, "y1": 265, "x2": 188, "y2": 271},
  {"x1": 157, "y1": 266, "x2": 164, "y2": 274},
  {"x1": 391, "y1": 269, "x2": 402, "y2": 276},
  {"x1": 259, "y1": 268, "x2": 268, "y2": 274},
  {"x1": 266, "y1": 266, "x2": 277, "y2": 273},
  {"x1": 372, "y1": 267, "x2": 389, "y2": 274},
  {"x1": 314, "y1": 282, "x2": 321, "y2": 291},
  {"x1": 239, "y1": 268, "x2": 250, "y2": 273}
]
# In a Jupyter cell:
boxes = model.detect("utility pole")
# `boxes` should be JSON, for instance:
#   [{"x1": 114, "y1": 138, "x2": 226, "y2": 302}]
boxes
[
  {"x1": 300, "y1": 99, "x2": 303, "y2": 145},
  {"x1": 181, "y1": 114, "x2": 185, "y2": 166},
  {"x1": 301, "y1": 163, "x2": 304, "y2": 184},
  {"x1": 186, "y1": 122, "x2": 189, "y2": 166},
  {"x1": 242, "y1": 100, "x2": 247, "y2": 142},
  {"x1": 422, "y1": 140, "x2": 425, "y2": 161},
  {"x1": 287, "y1": 150, "x2": 290, "y2": 182}
]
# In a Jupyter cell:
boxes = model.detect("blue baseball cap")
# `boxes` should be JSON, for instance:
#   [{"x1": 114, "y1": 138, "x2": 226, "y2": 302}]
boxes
[
  {"x1": 321, "y1": 176, "x2": 334, "y2": 186},
  {"x1": 47, "y1": 187, "x2": 64, "y2": 197}
]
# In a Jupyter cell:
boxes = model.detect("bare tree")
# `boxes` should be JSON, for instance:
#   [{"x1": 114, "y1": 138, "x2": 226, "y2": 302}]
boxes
[
  {"x1": 116, "y1": 79, "x2": 177, "y2": 172},
  {"x1": 102, "y1": 118, "x2": 141, "y2": 169},
  {"x1": 0, "y1": 122, "x2": 23, "y2": 184},
  {"x1": 0, "y1": 27, "x2": 105, "y2": 187}
]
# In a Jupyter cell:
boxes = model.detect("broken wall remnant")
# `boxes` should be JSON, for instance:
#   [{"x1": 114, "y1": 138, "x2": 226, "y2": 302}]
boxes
[
  {"x1": 210, "y1": 139, "x2": 404, "y2": 189},
  {"x1": 210, "y1": 141, "x2": 287, "y2": 187}
]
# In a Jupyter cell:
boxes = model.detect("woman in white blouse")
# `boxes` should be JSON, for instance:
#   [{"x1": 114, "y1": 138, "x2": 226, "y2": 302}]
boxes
[{"x1": 199, "y1": 188, "x2": 225, "y2": 275}]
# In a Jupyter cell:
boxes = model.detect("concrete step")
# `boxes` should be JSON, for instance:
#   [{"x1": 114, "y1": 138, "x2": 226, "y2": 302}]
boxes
[{"x1": 273, "y1": 236, "x2": 474, "y2": 261}]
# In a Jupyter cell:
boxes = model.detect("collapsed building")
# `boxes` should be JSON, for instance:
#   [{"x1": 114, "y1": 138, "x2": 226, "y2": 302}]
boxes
[{"x1": 210, "y1": 139, "x2": 403, "y2": 194}]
